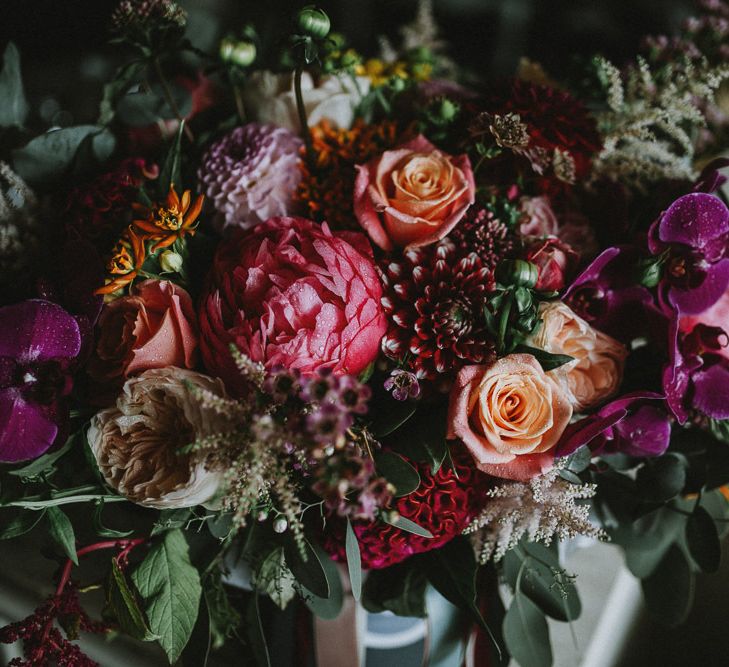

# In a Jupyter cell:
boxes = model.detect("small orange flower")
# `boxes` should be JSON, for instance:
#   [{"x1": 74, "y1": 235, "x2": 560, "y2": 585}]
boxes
[
  {"x1": 96, "y1": 228, "x2": 146, "y2": 296},
  {"x1": 132, "y1": 185, "x2": 204, "y2": 253}
]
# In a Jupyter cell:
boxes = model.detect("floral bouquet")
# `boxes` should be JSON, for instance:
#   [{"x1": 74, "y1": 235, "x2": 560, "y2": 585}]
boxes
[{"x1": 1, "y1": 1, "x2": 729, "y2": 665}]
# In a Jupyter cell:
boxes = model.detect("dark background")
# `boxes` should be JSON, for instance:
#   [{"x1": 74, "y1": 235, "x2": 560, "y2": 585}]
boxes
[{"x1": 0, "y1": 0, "x2": 695, "y2": 129}]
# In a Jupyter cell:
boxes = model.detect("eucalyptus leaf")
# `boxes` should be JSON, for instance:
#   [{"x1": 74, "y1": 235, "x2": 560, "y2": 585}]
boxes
[
  {"x1": 284, "y1": 538, "x2": 329, "y2": 599},
  {"x1": 132, "y1": 529, "x2": 202, "y2": 663},
  {"x1": 0, "y1": 42, "x2": 28, "y2": 127},
  {"x1": 303, "y1": 544, "x2": 344, "y2": 620},
  {"x1": 46, "y1": 506, "x2": 78, "y2": 565},
  {"x1": 503, "y1": 593, "x2": 552, "y2": 667},
  {"x1": 685, "y1": 506, "x2": 721, "y2": 573},
  {"x1": 362, "y1": 563, "x2": 427, "y2": 617},
  {"x1": 369, "y1": 398, "x2": 417, "y2": 438},
  {"x1": 636, "y1": 455, "x2": 686, "y2": 503},
  {"x1": 116, "y1": 83, "x2": 192, "y2": 127},
  {"x1": 345, "y1": 519, "x2": 362, "y2": 601},
  {"x1": 516, "y1": 345, "x2": 574, "y2": 372},
  {"x1": 375, "y1": 451, "x2": 420, "y2": 496},
  {"x1": 382, "y1": 514, "x2": 433, "y2": 538},
  {"x1": 641, "y1": 544, "x2": 694, "y2": 627}
]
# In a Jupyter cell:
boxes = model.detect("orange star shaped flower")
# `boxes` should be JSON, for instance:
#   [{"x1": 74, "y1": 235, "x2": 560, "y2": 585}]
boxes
[{"x1": 95, "y1": 227, "x2": 146, "y2": 296}]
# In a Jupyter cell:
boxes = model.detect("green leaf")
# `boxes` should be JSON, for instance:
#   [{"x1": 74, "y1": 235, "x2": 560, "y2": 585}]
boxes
[
  {"x1": 93, "y1": 499, "x2": 134, "y2": 539},
  {"x1": 425, "y1": 537, "x2": 501, "y2": 658},
  {"x1": 636, "y1": 455, "x2": 686, "y2": 502},
  {"x1": 98, "y1": 60, "x2": 146, "y2": 125},
  {"x1": 708, "y1": 418, "x2": 729, "y2": 445},
  {"x1": 562, "y1": 446, "x2": 592, "y2": 474},
  {"x1": 132, "y1": 529, "x2": 202, "y2": 663},
  {"x1": 369, "y1": 398, "x2": 417, "y2": 438},
  {"x1": 106, "y1": 559, "x2": 157, "y2": 642},
  {"x1": 516, "y1": 345, "x2": 574, "y2": 371},
  {"x1": 158, "y1": 122, "x2": 184, "y2": 195},
  {"x1": 345, "y1": 519, "x2": 362, "y2": 601},
  {"x1": 503, "y1": 593, "x2": 553, "y2": 667},
  {"x1": 0, "y1": 508, "x2": 46, "y2": 540},
  {"x1": 641, "y1": 544, "x2": 694, "y2": 627},
  {"x1": 382, "y1": 514, "x2": 433, "y2": 538},
  {"x1": 252, "y1": 547, "x2": 296, "y2": 609},
  {"x1": 0, "y1": 42, "x2": 28, "y2": 127},
  {"x1": 12, "y1": 126, "x2": 116, "y2": 186},
  {"x1": 180, "y1": 595, "x2": 212, "y2": 667},
  {"x1": 284, "y1": 538, "x2": 329, "y2": 599},
  {"x1": 116, "y1": 83, "x2": 192, "y2": 127},
  {"x1": 46, "y1": 506, "x2": 78, "y2": 565},
  {"x1": 151, "y1": 508, "x2": 193, "y2": 536},
  {"x1": 7, "y1": 431, "x2": 79, "y2": 478},
  {"x1": 362, "y1": 563, "x2": 427, "y2": 617},
  {"x1": 502, "y1": 543, "x2": 580, "y2": 622},
  {"x1": 685, "y1": 506, "x2": 721, "y2": 573},
  {"x1": 375, "y1": 451, "x2": 420, "y2": 496},
  {"x1": 303, "y1": 543, "x2": 344, "y2": 620}
]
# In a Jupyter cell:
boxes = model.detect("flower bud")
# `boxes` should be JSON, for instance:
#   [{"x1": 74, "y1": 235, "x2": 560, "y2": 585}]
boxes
[
  {"x1": 497, "y1": 259, "x2": 538, "y2": 288},
  {"x1": 159, "y1": 250, "x2": 183, "y2": 273},
  {"x1": 257, "y1": 510, "x2": 269, "y2": 522},
  {"x1": 295, "y1": 6, "x2": 330, "y2": 39},
  {"x1": 273, "y1": 517, "x2": 288, "y2": 533},
  {"x1": 220, "y1": 37, "x2": 257, "y2": 67}
]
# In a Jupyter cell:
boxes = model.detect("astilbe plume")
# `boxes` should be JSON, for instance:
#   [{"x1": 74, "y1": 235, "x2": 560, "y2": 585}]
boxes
[
  {"x1": 0, "y1": 581, "x2": 108, "y2": 667},
  {"x1": 380, "y1": 239, "x2": 496, "y2": 384},
  {"x1": 464, "y1": 465, "x2": 606, "y2": 564}
]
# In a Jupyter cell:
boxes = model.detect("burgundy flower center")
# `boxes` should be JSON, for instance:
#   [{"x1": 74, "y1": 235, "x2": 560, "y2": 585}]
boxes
[
  {"x1": 568, "y1": 284, "x2": 606, "y2": 322},
  {"x1": 0, "y1": 357, "x2": 68, "y2": 405},
  {"x1": 434, "y1": 296, "x2": 474, "y2": 338},
  {"x1": 666, "y1": 250, "x2": 707, "y2": 289}
]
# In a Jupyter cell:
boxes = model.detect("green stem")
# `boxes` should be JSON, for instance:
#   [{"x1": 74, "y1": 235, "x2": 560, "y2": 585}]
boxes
[
  {"x1": 3, "y1": 495, "x2": 128, "y2": 510},
  {"x1": 153, "y1": 56, "x2": 194, "y2": 142},
  {"x1": 294, "y1": 65, "x2": 314, "y2": 165}
]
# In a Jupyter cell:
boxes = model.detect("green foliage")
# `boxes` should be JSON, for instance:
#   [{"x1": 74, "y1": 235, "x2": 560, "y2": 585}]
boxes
[
  {"x1": 382, "y1": 513, "x2": 434, "y2": 538},
  {"x1": 252, "y1": 547, "x2": 296, "y2": 609},
  {"x1": 116, "y1": 82, "x2": 192, "y2": 127},
  {"x1": 362, "y1": 562, "x2": 428, "y2": 617},
  {"x1": 283, "y1": 537, "x2": 329, "y2": 599},
  {"x1": 685, "y1": 506, "x2": 721, "y2": 573},
  {"x1": 391, "y1": 402, "x2": 449, "y2": 475},
  {"x1": 302, "y1": 543, "x2": 344, "y2": 620},
  {"x1": 345, "y1": 518, "x2": 362, "y2": 601},
  {"x1": 707, "y1": 418, "x2": 729, "y2": 445},
  {"x1": 132, "y1": 529, "x2": 202, "y2": 663},
  {"x1": 0, "y1": 42, "x2": 28, "y2": 128},
  {"x1": 106, "y1": 559, "x2": 157, "y2": 642},
  {"x1": 635, "y1": 454, "x2": 687, "y2": 503},
  {"x1": 516, "y1": 345, "x2": 575, "y2": 372},
  {"x1": 375, "y1": 451, "x2": 420, "y2": 496},
  {"x1": 0, "y1": 508, "x2": 46, "y2": 540},
  {"x1": 641, "y1": 544, "x2": 695, "y2": 627},
  {"x1": 46, "y1": 506, "x2": 78, "y2": 565},
  {"x1": 503, "y1": 592, "x2": 552, "y2": 667}
]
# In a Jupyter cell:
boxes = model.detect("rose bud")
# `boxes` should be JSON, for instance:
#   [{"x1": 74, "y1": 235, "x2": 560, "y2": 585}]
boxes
[{"x1": 524, "y1": 236, "x2": 579, "y2": 292}]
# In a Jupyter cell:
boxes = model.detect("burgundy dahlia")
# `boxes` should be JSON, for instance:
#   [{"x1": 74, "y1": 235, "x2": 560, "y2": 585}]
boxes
[
  {"x1": 321, "y1": 451, "x2": 489, "y2": 569},
  {"x1": 447, "y1": 205, "x2": 517, "y2": 272},
  {"x1": 380, "y1": 239, "x2": 496, "y2": 382}
]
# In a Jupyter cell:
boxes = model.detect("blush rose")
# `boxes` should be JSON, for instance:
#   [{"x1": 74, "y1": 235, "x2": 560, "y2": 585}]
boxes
[
  {"x1": 353, "y1": 135, "x2": 475, "y2": 251},
  {"x1": 447, "y1": 354, "x2": 573, "y2": 481},
  {"x1": 88, "y1": 279, "x2": 198, "y2": 386}
]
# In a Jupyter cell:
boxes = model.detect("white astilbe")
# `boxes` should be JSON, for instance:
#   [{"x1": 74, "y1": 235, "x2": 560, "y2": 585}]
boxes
[
  {"x1": 464, "y1": 466, "x2": 607, "y2": 564},
  {"x1": 591, "y1": 54, "x2": 729, "y2": 190}
]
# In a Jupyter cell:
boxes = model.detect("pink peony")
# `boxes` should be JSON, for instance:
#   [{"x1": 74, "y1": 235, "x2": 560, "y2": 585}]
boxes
[
  {"x1": 353, "y1": 135, "x2": 475, "y2": 251},
  {"x1": 198, "y1": 217, "x2": 387, "y2": 393},
  {"x1": 88, "y1": 280, "x2": 198, "y2": 389}
]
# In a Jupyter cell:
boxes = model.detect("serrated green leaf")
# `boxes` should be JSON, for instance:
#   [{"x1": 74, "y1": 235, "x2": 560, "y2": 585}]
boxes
[
  {"x1": 46, "y1": 506, "x2": 77, "y2": 565},
  {"x1": 106, "y1": 559, "x2": 157, "y2": 642},
  {"x1": 382, "y1": 514, "x2": 433, "y2": 538},
  {"x1": 685, "y1": 506, "x2": 721, "y2": 573},
  {"x1": 642, "y1": 544, "x2": 694, "y2": 627},
  {"x1": 132, "y1": 529, "x2": 202, "y2": 663},
  {"x1": 375, "y1": 451, "x2": 420, "y2": 496},
  {"x1": 0, "y1": 42, "x2": 28, "y2": 127},
  {"x1": 503, "y1": 593, "x2": 552, "y2": 667},
  {"x1": 345, "y1": 519, "x2": 362, "y2": 601}
]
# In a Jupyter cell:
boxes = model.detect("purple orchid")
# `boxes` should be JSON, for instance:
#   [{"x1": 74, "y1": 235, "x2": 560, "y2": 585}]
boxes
[
  {"x1": 664, "y1": 316, "x2": 729, "y2": 424},
  {"x1": 557, "y1": 392, "x2": 671, "y2": 458},
  {"x1": 0, "y1": 300, "x2": 81, "y2": 463},
  {"x1": 564, "y1": 247, "x2": 663, "y2": 343},
  {"x1": 649, "y1": 192, "x2": 729, "y2": 316}
]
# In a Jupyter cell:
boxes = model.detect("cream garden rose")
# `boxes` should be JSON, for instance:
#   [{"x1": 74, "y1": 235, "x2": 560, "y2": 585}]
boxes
[
  {"x1": 530, "y1": 301, "x2": 628, "y2": 411},
  {"x1": 447, "y1": 354, "x2": 573, "y2": 481},
  {"x1": 88, "y1": 367, "x2": 230, "y2": 509}
]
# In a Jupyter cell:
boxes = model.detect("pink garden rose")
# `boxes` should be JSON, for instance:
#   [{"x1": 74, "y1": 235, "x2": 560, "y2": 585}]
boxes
[
  {"x1": 88, "y1": 280, "x2": 198, "y2": 387},
  {"x1": 519, "y1": 195, "x2": 559, "y2": 237},
  {"x1": 447, "y1": 355, "x2": 573, "y2": 481},
  {"x1": 198, "y1": 217, "x2": 387, "y2": 394},
  {"x1": 524, "y1": 236, "x2": 578, "y2": 291},
  {"x1": 353, "y1": 135, "x2": 475, "y2": 251}
]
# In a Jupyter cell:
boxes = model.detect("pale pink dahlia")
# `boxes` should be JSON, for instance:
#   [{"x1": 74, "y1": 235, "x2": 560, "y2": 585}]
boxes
[{"x1": 198, "y1": 123, "x2": 303, "y2": 232}]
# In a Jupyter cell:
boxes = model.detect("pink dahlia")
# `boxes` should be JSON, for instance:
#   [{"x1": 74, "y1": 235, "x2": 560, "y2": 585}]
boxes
[
  {"x1": 321, "y1": 450, "x2": 489, "y2": 569},
  {"x1": 198, "y1": 123, "x2": 303, "y2": 232},
  {"x1": 199, "y1": 217, "x2": 386, "y2": 394}
]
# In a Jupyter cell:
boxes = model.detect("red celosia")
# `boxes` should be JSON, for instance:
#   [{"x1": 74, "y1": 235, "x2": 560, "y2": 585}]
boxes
[{"x1": 321, "y1": 450, "x2": 490, "y2": 569}]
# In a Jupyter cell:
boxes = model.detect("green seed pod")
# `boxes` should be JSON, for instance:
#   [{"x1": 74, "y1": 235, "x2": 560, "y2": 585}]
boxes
[
  {"x1": 296, "y1": 5, "x2": 331, "y2": 39},
  {"x1": 497, "y1": 259, "x2": 539, "y2": 288},
  {"x1": 220, "y1": 37, "x2": 256, "y2": 67}
]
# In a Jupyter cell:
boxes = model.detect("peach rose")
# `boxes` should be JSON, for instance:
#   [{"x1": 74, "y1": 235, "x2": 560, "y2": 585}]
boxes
[
  {"x1": 530, "y1": 301, "x2": 628, "y2": 411},
  {"x1": 88, "y1": 279, "x2": 198, "y2": 386},
  {"x1": 353, "y1": 135, "x2": 475, "y2": 251},
  {"x1": 447, "y1": 354, "x2": 573, "y2": 481}
]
